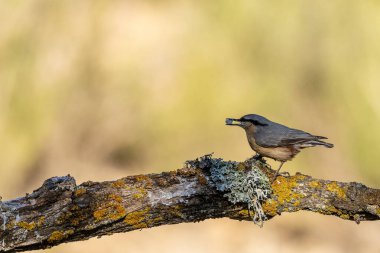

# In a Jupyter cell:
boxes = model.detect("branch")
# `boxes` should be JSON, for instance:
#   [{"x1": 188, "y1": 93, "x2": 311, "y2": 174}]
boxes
[{"x1": 1, "y1": 155, "x2": 379, "y2": 252}]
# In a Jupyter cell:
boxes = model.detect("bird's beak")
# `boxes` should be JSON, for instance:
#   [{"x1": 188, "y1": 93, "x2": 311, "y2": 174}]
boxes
[{"x1": 225, "y1": 118, "x2": 242, "y2": 126}]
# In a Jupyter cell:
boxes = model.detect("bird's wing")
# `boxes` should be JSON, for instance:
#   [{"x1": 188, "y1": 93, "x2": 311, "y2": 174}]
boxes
[{"x1": 254, "y1": 124, "x2": 321, "y2": 148}]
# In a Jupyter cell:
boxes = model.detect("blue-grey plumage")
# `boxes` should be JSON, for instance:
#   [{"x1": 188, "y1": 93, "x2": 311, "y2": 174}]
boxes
[
  {"x1": 244, "y1": 114, "x2": 333, "y2": 148},
  {"x1": 226, "y1": 114, "x2": 333, "y2": 181}
]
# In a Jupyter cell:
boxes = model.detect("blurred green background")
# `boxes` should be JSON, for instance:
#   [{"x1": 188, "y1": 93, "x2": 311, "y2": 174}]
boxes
[{"x1": 1, "y1": 1, "x2": 380, "y2": 252}]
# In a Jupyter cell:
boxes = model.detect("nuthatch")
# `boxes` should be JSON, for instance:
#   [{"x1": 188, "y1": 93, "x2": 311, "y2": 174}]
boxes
[{"x1": 226, "y1": 114, "x2": 333, "y2": 181}]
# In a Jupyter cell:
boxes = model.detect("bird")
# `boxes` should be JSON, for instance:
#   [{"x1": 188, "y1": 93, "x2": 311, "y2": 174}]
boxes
[{"x1": 225, "y1": 114, "x2": 333, "y2": 181}]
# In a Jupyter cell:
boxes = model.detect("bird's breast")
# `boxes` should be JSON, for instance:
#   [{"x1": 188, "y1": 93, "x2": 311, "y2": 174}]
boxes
[{"x1": 246, "y1": 135, "x2": 297, "y2": 162}]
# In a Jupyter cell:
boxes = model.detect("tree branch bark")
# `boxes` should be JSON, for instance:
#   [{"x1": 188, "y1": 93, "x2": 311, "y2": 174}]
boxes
[{"x1": 1, "y1": 155, "x2": 379, "y2": 252}]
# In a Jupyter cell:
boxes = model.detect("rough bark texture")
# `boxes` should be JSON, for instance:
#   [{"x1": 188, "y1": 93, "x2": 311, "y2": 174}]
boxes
[{"x1": 1, "y1": 155, "x2": 380, "y2": 252}]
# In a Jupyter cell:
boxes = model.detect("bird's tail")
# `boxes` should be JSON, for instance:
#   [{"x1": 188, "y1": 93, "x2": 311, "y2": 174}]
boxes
[
  {"x1": 314, "y1": 135, "x2": 328, "y2": 140},
  {"x1": 307, "y1": 140, "x2": 334, "y2": 148}
]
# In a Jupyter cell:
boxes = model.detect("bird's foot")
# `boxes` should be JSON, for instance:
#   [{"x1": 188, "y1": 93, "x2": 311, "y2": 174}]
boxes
[
  {"x1": 252, "y1": 154, "x2": 266, "y2": 163},
  {"x1": 270, "y1": 162, "x2": 287, "y2": 183},
  {"x1": 271, "y1": 171, "x2": 290, "y2": 183},
  {"x1": 279, "y1": 171, "x2": 290, "y2": 177}
]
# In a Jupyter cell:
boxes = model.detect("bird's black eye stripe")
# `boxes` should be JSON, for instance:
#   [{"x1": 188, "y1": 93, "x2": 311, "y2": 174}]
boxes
[
  {"x1": 239, "y1": 118, "x2": 267, "y2": 126},
  {"x1": 253, "y1": 120, "x2": 267, "y2": 126},
  {"x1": 250, "y1": 120, "x2": 268, "y2": 126}
]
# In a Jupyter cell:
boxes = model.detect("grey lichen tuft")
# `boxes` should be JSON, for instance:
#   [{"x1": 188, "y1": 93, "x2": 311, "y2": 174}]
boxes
[{"x1": 186, "y1": 154, "x2": 272, "y2": 227}]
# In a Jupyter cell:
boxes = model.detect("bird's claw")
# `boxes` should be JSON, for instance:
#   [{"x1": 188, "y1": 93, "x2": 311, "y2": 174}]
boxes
[
  {"x1": 279, "y1": 171, "x2": 290, "y2": 177},
  {"x1": 271, "y1": 171, "x2": 290, "y2": 183},
  {"x1": 252, "y1": 154, "x2": 266, "y2": 163}
]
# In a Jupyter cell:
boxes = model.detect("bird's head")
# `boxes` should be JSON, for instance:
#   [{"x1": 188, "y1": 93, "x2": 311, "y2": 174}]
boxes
[{"x1": 225, "y1": 114, "x2": 269, "y2": 129}]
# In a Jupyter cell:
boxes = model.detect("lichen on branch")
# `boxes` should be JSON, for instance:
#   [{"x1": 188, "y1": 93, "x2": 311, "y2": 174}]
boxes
[
  {"x1": 1, "y1": 154, "x2": 380, "y2": 252},
  {"x1": 186, "y1": 155, "x2": 272, "y2": 226}
]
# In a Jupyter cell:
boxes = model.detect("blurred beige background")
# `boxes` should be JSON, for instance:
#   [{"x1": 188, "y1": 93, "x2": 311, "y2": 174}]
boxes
[{"x1": 1, "y1": 1, "x2": 380, "y2": 252}]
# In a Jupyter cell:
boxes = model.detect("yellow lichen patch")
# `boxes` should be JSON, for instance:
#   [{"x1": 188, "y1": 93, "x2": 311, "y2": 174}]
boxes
[
  {"x1": 93, "y1": 209, "x2": 108, "y2": 221},
  {"x1": 132, "y1": 188, "x2": 148, "y2": 199},
  {"x1": 293, "y1": 200, "x2": 301, "y2": 206},
  {"x1": 135, "y1": 175, "x2": 153, "y2": 188},
  {"x1": 353, "y1": 214, "x2": 361, "y2": 222},
  {"x1": 135, "y1": 175, "x2": 149, "y2": 182},
  {"x1": 340, "y1": 214, "x2": 350, "y2": 220},
  {"x1": 132, "y1": 193, "x2": 143, "y2": 199},
  {"x1": 6, "y1": 220, "x2": 15, "y2": 229},
  {"x1": 112, "y1": 179, "x2": 126, "y2": 188},
  {"x1": 133, "y1": 222, "x2": 148, "y2": 229},
  {"x1": 74, "y1": 188, "x2": 86, "y2": 197},
  {"x1": 17, "y1": 221, "x2": 36, "y2": 230},
  {"x1": 93, "y1": 197, "x2": 127, "y2": 222},
  {"x1": 326, "y1": 182, "x2": 347, "y2": 199},
  {"x1": 48, "y1": 231, "x2": 64, "y2": 242},
  {"x1": 262, "y1": 199, "x2": 279, "y2": 216},
  {"x1": 308, "y1": 181, "x2": 322, "y2": 189},
  {"x1": 294, "y1": 173, "x2": 307, "y2": 180},
  {"x1": 108, "y1": 204, "x2": 126, "y2": 220},
  {"x1": 109, "y1": 193, "x2": 123, "y2": 203},
  {"x1": 322, "y1": 205, "x2": 344, "y2": 216},
  {"x1": 237, "y1": 209, "x2": 250, "y2": 218},
  {"x1": 47, "y1": 230, "x2": 74, "y2": 243},
  {"x1": 36, "y1": 216, "x2": 45, "y2": 227},
  {"x1": 124, "y1": 208, "x2": 150, "y2": 229},
  {"x1": 271, "y1": 175, "x2": 305, "y2": 206},
  {"x1": 327, "y1": 206, "x2": 339, "y2": 213}
]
